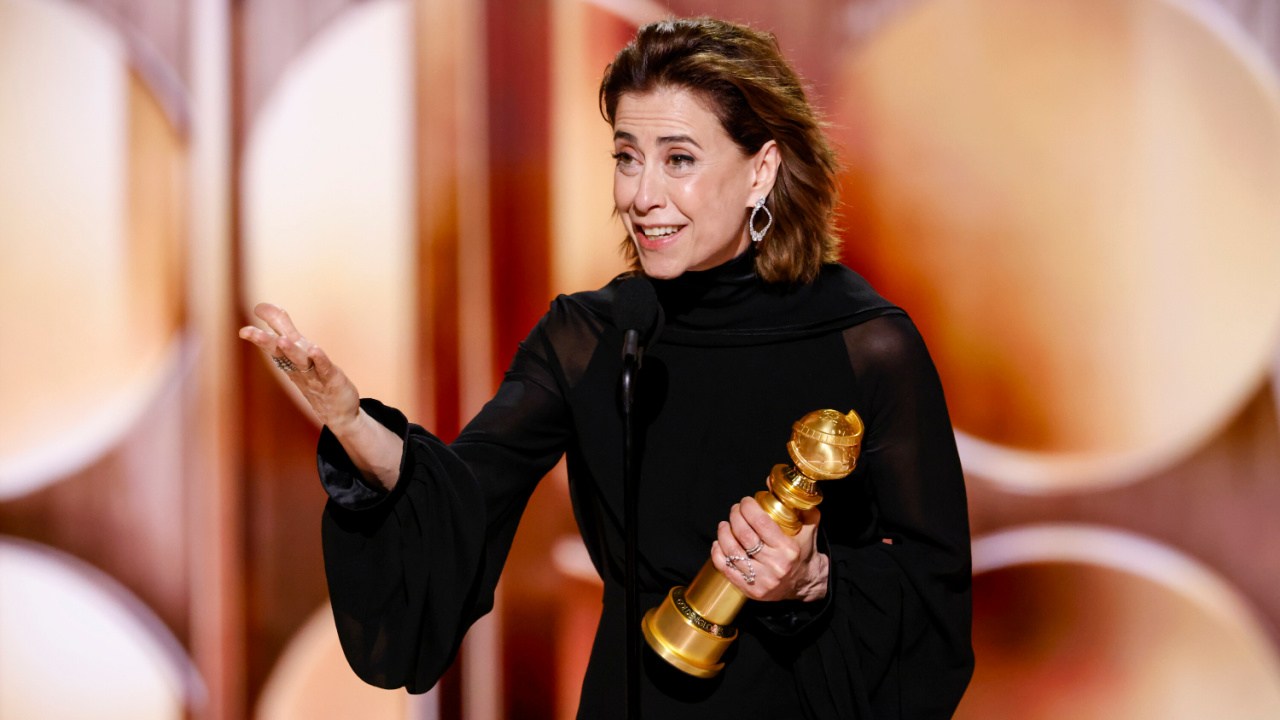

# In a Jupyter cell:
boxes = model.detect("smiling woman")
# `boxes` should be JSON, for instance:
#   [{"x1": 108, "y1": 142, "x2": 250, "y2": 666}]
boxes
[
  {"x1": 600, "y1": 19, "x2": 842, "y2": 284},
  {"x1": 243, "y1": 15, "x2": 973, "y2": 720},
  {"x1": 608, "y1": 87, "x2": 777, "y2": 278}
]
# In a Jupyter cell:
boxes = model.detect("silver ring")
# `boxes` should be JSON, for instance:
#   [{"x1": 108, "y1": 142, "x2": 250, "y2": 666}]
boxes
[
  {"x1": 744, "y1": 539, "x2": 764, "y2": 556},
  {"x1": 272, "y1": 355, "x2": 314, "y2": 373}
]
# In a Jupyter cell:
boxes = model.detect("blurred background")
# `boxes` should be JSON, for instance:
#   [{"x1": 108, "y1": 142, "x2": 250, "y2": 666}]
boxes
[{"x1": 2, "y1": 0, "x2": 1280, "y2": 718}]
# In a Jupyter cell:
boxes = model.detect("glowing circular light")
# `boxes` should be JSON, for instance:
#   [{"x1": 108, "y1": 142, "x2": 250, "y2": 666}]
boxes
[
  {"x1": 961, "y1": 525, "x2": 1280, "y2": 719},
  {"x1": 0, "y1": 538, "x2": 201, "y2": 719},
  {"x1": 837, "y1": 0, "x2": 1280, "y2": 492}
]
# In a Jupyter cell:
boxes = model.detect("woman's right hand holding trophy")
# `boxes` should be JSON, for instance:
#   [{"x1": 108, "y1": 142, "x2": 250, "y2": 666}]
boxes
[{"x1": 642, "y1": 408, "x2": 865, "y2": 678}]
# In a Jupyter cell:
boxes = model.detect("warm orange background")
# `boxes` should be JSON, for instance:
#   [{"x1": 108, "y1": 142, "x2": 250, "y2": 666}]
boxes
[{"x1": 3, "y1": 0, "x2": 1280, "y2": 718}]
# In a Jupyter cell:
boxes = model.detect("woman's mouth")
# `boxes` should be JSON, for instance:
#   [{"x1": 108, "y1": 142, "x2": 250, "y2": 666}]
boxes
[{"x1": 636, "y1": 224, "x2": 687, "y2": 250}]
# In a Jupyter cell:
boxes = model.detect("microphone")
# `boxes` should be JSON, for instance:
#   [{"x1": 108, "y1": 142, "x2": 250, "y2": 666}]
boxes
[
  {"x1": 613, "y1": 276, "x2": 663, "y2": 365},
  {"x1": 612, "y1": 275, "x2": 662, "y2": 720}
]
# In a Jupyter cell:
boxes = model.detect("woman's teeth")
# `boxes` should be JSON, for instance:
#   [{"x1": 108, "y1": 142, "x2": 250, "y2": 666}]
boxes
[{"x1": 641, "y1": 226, "x2": 681, "y2": 238}]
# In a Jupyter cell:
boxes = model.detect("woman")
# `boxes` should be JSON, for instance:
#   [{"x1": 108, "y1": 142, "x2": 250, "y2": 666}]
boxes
[{"x1": 240, "y1": 17, "x2": 973, "y2": 719}]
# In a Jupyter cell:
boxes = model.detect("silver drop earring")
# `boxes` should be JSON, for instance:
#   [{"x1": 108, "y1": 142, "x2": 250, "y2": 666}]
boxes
[{"x1": 749, "y1": 196, "x2": 773, "y2": 243}]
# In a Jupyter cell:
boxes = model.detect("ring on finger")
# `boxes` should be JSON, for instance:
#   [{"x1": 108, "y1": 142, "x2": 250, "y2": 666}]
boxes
[
  {"x1": 723, "y1": 554, "x2": 756, "y2": 584},
  {"x1": 744, "y1": 539, "x2": 764, "y2": 557},
  {"x1": 272, "y1": 355, "x2": 314, "y2": 373}
]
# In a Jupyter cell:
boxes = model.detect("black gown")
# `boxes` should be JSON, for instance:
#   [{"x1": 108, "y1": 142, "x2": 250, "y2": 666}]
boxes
[{"x1": 317, "y1": 251, "x2": 974, "y2": 718}]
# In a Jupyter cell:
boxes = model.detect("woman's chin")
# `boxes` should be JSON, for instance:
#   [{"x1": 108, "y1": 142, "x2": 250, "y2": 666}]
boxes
[
  {"x1": 637, "y1": 257, "x2": 687, "y2": 280},
  {"x1": 636, "y1": 249, "x2": 686, "y2": 280},
  {"x1": 643, "y1": 267, "x2": 682, "y2": 280}
]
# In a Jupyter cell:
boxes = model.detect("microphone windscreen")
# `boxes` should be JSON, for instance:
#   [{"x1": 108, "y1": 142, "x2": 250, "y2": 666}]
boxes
[{"x1": 613, "y1": 276, "x2": 663, "y2": 347}]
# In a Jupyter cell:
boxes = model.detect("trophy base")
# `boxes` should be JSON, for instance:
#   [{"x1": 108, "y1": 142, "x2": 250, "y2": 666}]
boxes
[{"x1": 640, "y1": 586, "x2": 736, "y2": 679}]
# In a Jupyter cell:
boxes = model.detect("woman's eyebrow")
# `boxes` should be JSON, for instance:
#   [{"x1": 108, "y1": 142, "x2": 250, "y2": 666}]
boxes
[
  {"x1": 612, "y1": 130, "x2": 702, "y2": 150},
  {"x1": 658, "y1": 134, "x2": 701, "y2": 149}
]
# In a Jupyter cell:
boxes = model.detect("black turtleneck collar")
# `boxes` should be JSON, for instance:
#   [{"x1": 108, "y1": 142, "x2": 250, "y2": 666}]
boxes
[
  {"x1": 649, "y1": 248, "x2": 761, "y2": 314},
  {"x1": 567, "y1": 250, "x2": 904, "y2": 347}
]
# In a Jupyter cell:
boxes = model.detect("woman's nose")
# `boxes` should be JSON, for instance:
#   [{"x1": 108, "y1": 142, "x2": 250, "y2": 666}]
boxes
[{"x1": 633, "y1": 164, "x2": 665, "y2": 213}]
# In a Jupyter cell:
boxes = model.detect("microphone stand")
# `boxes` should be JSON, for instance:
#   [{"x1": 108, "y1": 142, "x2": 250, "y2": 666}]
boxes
[{"x1": 621, "y1": 329, "x2": 641, "y2": 720}]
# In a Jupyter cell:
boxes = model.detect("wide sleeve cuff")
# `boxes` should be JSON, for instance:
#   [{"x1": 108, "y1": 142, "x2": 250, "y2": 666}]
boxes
[
  {"x1": 320, "y1": 407, "x2": 489, "y2": 694},
  {"x1": 317, "y1": 398, "x2": 412, "y2": 511},
  {"x1": 791, "y1": 541, "x2": 906, "y2": 720}
]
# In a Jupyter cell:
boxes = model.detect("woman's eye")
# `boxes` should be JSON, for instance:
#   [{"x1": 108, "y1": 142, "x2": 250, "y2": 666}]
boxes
[
  {"x1": 669, "y1": 154, "x2": 695, "y2": 167},
  {"x1": 612, "y1": 152, "x2": 636, "y2": 166}
]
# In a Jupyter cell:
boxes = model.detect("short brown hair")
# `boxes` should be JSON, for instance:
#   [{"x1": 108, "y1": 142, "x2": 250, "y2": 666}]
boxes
[{"x1": 599, "y1": 17, "x2": 841, "y2": 285}]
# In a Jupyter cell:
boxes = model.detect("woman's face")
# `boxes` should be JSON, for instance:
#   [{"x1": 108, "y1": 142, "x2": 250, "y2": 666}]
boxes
[{"x1": 612, "y1": 87, "x2": 777, "y2": 279}]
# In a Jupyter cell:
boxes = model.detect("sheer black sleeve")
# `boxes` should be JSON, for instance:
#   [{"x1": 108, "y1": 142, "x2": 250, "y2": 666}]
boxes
[
  {"x1": 793, "y1": 314, "x2": 974, "y2": 719},
  {"x1": 317, "y1": 308, "x2": 575, "y2": 694}
]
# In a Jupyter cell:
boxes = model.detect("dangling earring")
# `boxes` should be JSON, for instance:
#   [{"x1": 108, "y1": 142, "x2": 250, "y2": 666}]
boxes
[{"x1": 749, "y1": 196, "x2": 773, "y2": 243}]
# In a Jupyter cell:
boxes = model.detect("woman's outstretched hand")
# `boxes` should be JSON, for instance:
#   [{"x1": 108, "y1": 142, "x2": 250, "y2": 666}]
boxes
[
  {"x1": 239, "y1": 303, "x2": 403, "y2": 490},
  {"x1": 710, "y1": 487, "x2": 828, "y2": 603},
  {"x1": 239, "y1": 303, "x2": 361, "y2": 432}
]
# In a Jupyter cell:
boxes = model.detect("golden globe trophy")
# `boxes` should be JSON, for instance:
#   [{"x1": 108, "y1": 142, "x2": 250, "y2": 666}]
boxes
[{"x1": 641, "y1": 409, "x2": 864, "y2": 678}]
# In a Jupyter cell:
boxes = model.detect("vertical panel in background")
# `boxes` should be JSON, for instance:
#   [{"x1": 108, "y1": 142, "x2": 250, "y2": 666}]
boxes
[
  {"x1": 187, "y1": 0, "x2": 241, "y2": 716},
  {"x1": 0, "y1": 0, "x2": 193, "y2": 671},
  {"x1": 483, "y1": 0, "x2": 561, "y2": 716},
  {"x1": 413, "y1": 0, "x2": 500, "y2": 718},
  {"x1": 486, "y1": 0, "x2": 553, "y2": 371},
  {"x1": 238, "y1": 0, "x2": 418, "y2": 714}
]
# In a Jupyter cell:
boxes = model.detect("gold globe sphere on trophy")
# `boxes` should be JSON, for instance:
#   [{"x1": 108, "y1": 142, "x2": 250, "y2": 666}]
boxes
[{"x1": 640, "y1": 408, "x2": 865, "y2": 677}]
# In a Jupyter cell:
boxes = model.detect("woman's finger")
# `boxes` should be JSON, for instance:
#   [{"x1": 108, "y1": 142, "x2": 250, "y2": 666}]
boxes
[
  {"x1": 292, "y1": 336, "x2": 319, "y2": 371},
  {"x1": 728, "y1": 503, "x2": 764, "y2": 557},
  {"x1": 710, "y1": 538, "x2": 754, "y2": 596},
  {"x1": 254, "y1": 302, "x2": 304, "y2": 341},
  {"x1": 238, "y1": 325, "x2": 279, "y2": 355},
  {"x1": 709, "y1": 541, "x2": 736, "y2": 590},
  {"x1": 739, "y1": 495, "x2": 791, "y2": 551},
  {"x1": 792, "y1": 508, "x2": 821, "y2": 556},
  {"x1": 307, "y1": 343, "x2": 336, "y2": 381},
  {"x1": 717, "y1": 519, "x2": 745, "y2": 559},
  {"x1": 793, "y1": 521, "x2": 819, "y2": 559},
  {"x1": 274, "y1": 334, "x2": 315, "y2": 371}
]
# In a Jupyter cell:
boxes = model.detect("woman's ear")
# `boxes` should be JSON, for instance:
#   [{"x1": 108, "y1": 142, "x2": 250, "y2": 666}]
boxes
[{"x1": 748, "y1": 140, "x2": 780, "y2": 205}]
